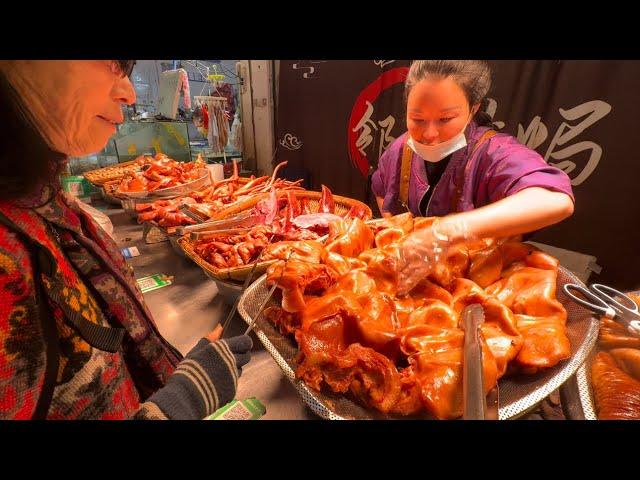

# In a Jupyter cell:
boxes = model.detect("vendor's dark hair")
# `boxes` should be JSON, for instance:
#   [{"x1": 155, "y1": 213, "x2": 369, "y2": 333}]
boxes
[
  {"x1": 405, "y1": 60, "x2": 495, "y2": 126},
  {"x1": 0, "y1": 71, "x2": 66, "y2": 201}
]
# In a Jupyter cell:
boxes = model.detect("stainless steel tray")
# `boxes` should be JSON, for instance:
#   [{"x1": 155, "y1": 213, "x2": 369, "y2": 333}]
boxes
[
  {"x1": 576, "y1": 350, "x2": 598, "y2": 420},
  {"x1": 237, "y1": 266, "x2": 599, "y2": 420}
]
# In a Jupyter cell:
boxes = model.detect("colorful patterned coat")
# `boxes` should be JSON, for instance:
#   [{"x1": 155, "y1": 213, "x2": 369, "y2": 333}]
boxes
[{"x1": 0, "y1": 191, "x2": 181, "y2": 419}]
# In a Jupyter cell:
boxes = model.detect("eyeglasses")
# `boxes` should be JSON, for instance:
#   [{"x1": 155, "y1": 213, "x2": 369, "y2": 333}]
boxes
[{"x1": 111, "y1": 60, "x2": 136, "y2": 78}]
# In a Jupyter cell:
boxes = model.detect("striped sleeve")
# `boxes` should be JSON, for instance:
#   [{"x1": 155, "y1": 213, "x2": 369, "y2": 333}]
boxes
[{"x1": 140, "y1": 338, "x2": 239, "y2": 420}]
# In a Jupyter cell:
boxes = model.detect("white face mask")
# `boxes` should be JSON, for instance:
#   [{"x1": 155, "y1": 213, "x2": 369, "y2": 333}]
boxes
[{"x1": 407, "y1": 113, "x2": 474, "y2": 163}]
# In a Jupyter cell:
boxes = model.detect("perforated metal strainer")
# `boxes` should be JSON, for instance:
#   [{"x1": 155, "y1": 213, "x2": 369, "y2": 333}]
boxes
[{"x1": 237, "y1": 266, "x2": 600, "y2": 420}]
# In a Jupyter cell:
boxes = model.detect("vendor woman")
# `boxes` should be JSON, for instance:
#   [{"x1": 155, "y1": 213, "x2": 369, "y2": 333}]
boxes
[{"x1": 371, "y1": 60, "x2": 575, "y2": 294}]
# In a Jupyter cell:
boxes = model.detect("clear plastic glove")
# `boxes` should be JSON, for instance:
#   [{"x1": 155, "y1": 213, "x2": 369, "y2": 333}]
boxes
[{"x1": 396, "y1": 218, "x2": 470, "y2": 296}]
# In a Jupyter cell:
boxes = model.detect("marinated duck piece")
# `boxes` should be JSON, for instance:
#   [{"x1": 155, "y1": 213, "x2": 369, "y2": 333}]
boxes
[
  {"x1": 320, "y1": 184, "x2": 336, "y2": 213},
  {"x1": 408, "y1": 278, "x2": 453, "y2": 306},
  {"x1": 266, "y1": 260, "x2": 339, "y2": 312},
  {"x1": 398, "y1": 324, "x2": 498, "y2": 420},
  {"x1": 136, "y1": 197, "x2": 198, "y2": 226},
  {"x1": 262, "y1": 240, "x2": 325, "y2": 263},
  {"x1": 592, "y1": 351, "x2": 640, "y2": 420},
  {"x1": 119, "y1": 153, "x2": 207, "y2": 193},
  {"x1": 599, "y1": 318, "x2": 640, "y2": 350},
  {"x1": 295, "y1": 297, "x2": 402, "y2": 414},
  {"x1": 467, "y1": 243, "x2": 504, "y2": 288},
  {"x1": 485, "y1": 264, "x2": 569, "y2": 371},
  {"x1": 354, "y1": 291, "x2": 400, "y2": 355},
  {"x1": 325, "y1": 269, "x2": 378, "y2": 300},
  {"x1": 261, "y1": 212, "x2": 569, "y2": 418},
  {"x1": 405, "y1": 299, "x2": 458, "y2": 329},
  {"x1": 374, "y1": 227, "x2": 406, "y2": 249},
  {"x1": 609, "y1": 348, "x2": 640, "y2": 382},
  {"x1": 325, "y1": 217, "x2": 375, "y2": 258},
  {"x1": 428, "y1": 243, "x2": 471, "y2": 288},
  {"x1": 263, "y1": 306, "x2": 302, "y2": 336},
  {"x1": 450, "y1": 278, "x2": 522, "y2": 377},
  {"x1": 371, "y1": 212, "x2": 415, "y2": 235},
  {"x1": 359, "y1": 244, "x2": 403, "y2": 295}
]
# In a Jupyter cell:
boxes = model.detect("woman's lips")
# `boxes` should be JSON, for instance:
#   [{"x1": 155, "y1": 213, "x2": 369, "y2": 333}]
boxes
[{"x1": 97, "y1": 115, "x2": 121, "y2": 125}]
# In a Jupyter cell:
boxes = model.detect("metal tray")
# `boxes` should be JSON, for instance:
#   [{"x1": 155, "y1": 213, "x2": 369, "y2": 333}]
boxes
[
  {"x1": 237, "y1": 266, "x2": 599, "y2": 420},
  {"x1": 576, "y1": 351, "x2": 598, "y2": 420}
]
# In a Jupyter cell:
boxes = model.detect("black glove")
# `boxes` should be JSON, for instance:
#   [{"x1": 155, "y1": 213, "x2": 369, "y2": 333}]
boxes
[{"x1": 145, "y1": 335, "x2": 253, "y2": 420}]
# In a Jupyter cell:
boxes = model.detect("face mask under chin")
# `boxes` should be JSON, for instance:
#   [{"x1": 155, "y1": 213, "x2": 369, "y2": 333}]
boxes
[{"x1": 408, "y1": 112, "x2": 475, "y2": 163}]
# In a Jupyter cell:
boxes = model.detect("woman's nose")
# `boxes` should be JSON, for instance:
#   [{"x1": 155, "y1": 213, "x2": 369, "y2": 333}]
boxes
[
  {"x1": 112, "y1": 76, "x2": 136, "y2": 105},
  {"x1": 421, "y1": 122, "x2": 439, "y2": 144}
]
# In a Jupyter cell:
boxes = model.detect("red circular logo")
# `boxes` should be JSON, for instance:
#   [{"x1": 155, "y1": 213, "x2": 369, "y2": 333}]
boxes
[{"x1": 347, "y1": 67, "x2": 409, "y2": 177}]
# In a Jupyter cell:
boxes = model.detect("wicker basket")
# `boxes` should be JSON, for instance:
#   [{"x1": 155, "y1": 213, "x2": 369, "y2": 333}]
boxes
[
  {"x1": 178, "y1": 232, "x2": 276, "y2": 282},
  {"x1": 182, "y1": 177, "x2": 263, "y2": 221},
  {"x1": 136, "y1": 177, "x2": 257, "y2": 239},
  {"x1": 190, "y1": 192, "x2": 271, "y2": 221},
  {"x1": 116, "y1": 168, "x2": 211, "y2": 200},
  {"x1": 208, "y1": 189, "x2": 372, "y2": 222},
  {"x1": 178, "y1": 190, "x2": 372, "y2": 281},
  {"x1": 84, "y1": 160, "x2": 139, "y2": 186}
]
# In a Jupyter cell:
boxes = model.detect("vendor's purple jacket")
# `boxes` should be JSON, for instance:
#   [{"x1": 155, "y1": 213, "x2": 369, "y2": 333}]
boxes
[{"x1": 371, "y1": 121, "x2": 575, "y2": 217}]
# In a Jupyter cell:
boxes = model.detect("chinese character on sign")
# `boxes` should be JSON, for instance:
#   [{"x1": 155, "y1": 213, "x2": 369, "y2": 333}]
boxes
[
  {"x1": 493, "y1": 98, "x2": 611, "y2": 186},
  {"x1": 542, "y1": 100, "x2": 612, "y2": 186},
  {"x1": 373, "y1": 60, "x2": 396, "y2": 68},
  {"x1": 352, "y1": 101, "x2": 397, "y2": 160}
]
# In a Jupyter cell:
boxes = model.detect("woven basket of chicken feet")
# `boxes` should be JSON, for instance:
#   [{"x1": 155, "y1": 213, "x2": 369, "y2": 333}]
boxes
[
  {"x1": 237, "y1": 212, "x2": 599, "y2": 420},
  {"x1": 133, "y1": 160, "x2": 307, "y2": 235},
  {"x1": 178, "y1": 184, "x2": 372, "y2": 282},
  {"x1": 576, "y1": 291, "x2": 640, "y2": 420}
]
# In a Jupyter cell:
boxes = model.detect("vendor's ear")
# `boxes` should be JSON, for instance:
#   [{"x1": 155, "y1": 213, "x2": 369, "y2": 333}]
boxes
[{"x1": 470, "y1": 103, "x2": 481, "y2": 117}]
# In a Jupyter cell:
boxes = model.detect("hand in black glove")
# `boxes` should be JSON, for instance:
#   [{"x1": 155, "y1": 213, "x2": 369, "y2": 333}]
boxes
[
  {"x1": 145, "y1": 335, "x2": 253, "y2": 420},
  {"x1": 221, "y1": 334, "x2": 253, "y2": 376}
]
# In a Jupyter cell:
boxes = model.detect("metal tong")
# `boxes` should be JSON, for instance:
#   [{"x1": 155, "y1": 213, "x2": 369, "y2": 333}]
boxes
[
  {"x1": 220, "y1": 232, "x2": 276, "y2": 337},
  {"x1": 243, "y1": 248, "x2": 296, "y2": 336},
  {"x1": 461, "y1": 304, "x2": 498, "y2": 420},
  {"x1": 176, "y1": 211, "x2": 263, "y2": 235}
]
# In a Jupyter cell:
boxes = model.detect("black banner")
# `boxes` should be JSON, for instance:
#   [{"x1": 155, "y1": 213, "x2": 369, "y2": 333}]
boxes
[{"x1": 275, "y1": 60, "x2": 639, "y2": 290}]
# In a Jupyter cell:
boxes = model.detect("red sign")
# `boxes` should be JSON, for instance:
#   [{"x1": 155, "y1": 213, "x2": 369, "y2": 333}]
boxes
[{"x1": 347, "y1": 67, "x2": 409, "y2": 176}]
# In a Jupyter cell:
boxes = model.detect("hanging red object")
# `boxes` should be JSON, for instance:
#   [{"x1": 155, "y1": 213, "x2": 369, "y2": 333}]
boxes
[{"x1": 202, "y1": 102, "x2": 209, "y2": 131}]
